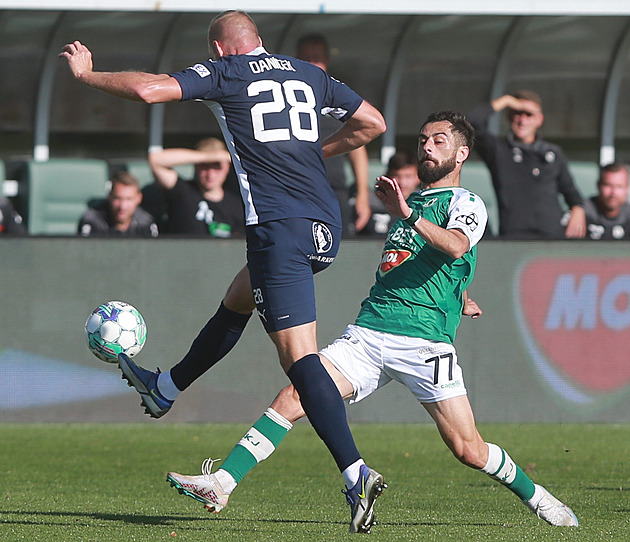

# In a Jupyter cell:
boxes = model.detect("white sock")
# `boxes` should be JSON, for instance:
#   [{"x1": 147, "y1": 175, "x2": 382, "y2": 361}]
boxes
[
  {"x1": 342, "y1": 459, "x2": 365, "y2": 489},
  {"x1": 482, "y1": 442, "x2": 517, "y2": 484},
  {"x1": 156, "y1": 370, "x2": 181, "y2": 401},
  {"x1": 527, "y1": 484, "x2": 544, "y2": 508}
]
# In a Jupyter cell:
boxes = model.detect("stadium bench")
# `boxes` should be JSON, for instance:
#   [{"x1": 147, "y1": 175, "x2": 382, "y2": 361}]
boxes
[{"x1": 24, "y1": 158, "x2": 110, "y2": 235}]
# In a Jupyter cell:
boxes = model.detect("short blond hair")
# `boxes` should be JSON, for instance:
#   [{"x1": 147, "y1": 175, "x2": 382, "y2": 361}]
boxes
[
  {"x1": 208, "y1": 10, "x2": 259, "y2": 52},
  {"x1": 110, "y1": 170, "x2": 140, "y2": 190},
  {"x1": 195, "y1": 137, "x2": 228, "y2": 154}
]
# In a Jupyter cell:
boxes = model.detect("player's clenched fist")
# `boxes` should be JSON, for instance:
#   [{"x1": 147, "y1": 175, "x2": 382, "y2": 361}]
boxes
[{"x1": 59, "y1": 40, "x2": 94, "y2": 79}]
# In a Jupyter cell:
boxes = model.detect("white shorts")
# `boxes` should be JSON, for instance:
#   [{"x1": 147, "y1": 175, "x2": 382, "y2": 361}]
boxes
[{"x1": 319, "y1": 324, "x2": 467, "y2": 404}]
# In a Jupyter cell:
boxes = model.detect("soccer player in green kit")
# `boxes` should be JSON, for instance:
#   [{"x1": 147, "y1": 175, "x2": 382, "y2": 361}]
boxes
[{"x1": 167, "y1": 111, "x2": 578, "y2": 531}]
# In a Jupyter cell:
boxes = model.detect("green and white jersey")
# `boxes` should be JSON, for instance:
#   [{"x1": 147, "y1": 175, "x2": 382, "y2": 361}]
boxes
[{"x1": 355, "y1": 186, "x2": 487, "y2": 343}]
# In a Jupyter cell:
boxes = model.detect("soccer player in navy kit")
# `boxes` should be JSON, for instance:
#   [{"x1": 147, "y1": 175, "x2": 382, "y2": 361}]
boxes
[{"x1": 61, "y1": 10, "x2": 386, "y2": 532}]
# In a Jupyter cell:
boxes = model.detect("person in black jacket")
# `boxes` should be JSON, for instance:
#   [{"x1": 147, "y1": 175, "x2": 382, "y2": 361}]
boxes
[
  {"x1": 468, "y1": 91, "x2": 586, "y2": 239},
  {"x1": 584, "y1": 161, "x2": 630, "y2": 240},
  {"x1": 148, "y1": 137, "x2": 244, "y2": 237},
  {"x1": 78, "y1": 171, "x2": 158, "y2": 237}
]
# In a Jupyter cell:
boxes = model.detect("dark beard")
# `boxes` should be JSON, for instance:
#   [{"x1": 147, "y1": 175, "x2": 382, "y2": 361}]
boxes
[{"x1": 418, "y1": 155, "x2": 457, "y2": 186}]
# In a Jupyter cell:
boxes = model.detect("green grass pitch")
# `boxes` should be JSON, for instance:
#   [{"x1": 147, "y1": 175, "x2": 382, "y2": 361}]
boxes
[{"x1": 1, "y1": 423, "x2": 629, "y2": 541}]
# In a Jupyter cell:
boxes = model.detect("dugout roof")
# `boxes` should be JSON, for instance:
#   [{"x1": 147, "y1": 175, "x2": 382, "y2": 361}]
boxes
[{"x1": 1, "y1": 4, "x2": 630, "y2": 164}]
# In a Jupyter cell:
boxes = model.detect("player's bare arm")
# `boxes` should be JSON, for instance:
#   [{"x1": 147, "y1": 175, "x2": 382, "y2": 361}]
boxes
[
  {"x1": 375, "y1": 175, "x2": 470, "y2": 259},
  {"x1": 321, "y1": 101, "x2": 385, "y2": 159},
  {"x1": 60, "y1": 40, "x2": 182, "y2": 103}
]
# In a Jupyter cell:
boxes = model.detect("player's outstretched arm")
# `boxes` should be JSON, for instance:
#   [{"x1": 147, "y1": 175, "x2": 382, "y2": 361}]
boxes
[{"x1": 59, "y1": 40, "x2": 182, "y2": 103}]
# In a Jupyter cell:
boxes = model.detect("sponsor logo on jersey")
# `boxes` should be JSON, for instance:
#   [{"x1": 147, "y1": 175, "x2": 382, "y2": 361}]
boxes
[
  {"x1": 312, "y1": 222, "x2": 333, "y2": 253},
  {"x1": 190, "y1": 63, "x2": 211, "y2": 78},
  {"x1": 455, "y1": 213, "x2": 479, "y2": 231},
  {"x1": 379, "y1": 249, "x2": 412, "y2": 275},
  {"x1": 516, "y1": 258, "x2": 630, "y2": 405},
  {"x1": 422, "y1": 197, "x2": 438, "y2": 208},
  {"x1": 309, "y1": 254, "x2": 335, "y2": 264}
]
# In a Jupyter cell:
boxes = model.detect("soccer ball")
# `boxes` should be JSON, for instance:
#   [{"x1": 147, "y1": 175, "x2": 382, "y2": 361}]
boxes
[{"x1": 85, "y1": 301, "x2": 147, "y2": 363}]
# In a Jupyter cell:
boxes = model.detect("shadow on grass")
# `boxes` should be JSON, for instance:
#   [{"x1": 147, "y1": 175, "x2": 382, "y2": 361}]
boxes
[
  {"x1": 0, "y1": 509, "x2": 202, "y2": 527},
  {"x1": 0, "y1": 509, "x2": 478, "y2": 529}
]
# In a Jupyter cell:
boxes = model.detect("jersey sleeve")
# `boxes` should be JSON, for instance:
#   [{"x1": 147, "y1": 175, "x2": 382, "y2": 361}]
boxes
[
  {"x1": 169, "y1": 61, "x2": 219, "y2": 101},
  {"x1": 446, "y1": 189, "x2": 488, "y2": 249},
  {"x1": 321, "y1": 75, "x2": 363, "y2": 121}
]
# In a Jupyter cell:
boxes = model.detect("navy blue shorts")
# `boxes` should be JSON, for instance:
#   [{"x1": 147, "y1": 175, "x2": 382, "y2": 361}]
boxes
[{"x1": 246, "y1": 218, "x2": 341, "y2": 333}]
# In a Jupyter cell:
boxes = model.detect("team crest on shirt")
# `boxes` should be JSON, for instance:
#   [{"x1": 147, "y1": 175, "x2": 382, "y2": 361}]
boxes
[
  {"x1": 379, "y1": 249, "x2": 412, "y2": 275},
  {"x1": 312, "y1": 222, "x2": 333, "y2": 253}
]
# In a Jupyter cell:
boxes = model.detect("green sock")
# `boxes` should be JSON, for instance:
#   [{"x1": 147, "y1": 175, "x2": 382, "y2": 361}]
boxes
[
  {"x1": 221, "y1": 408, "x2": 292, "y2": 483},
  {"x1": 482, "y1": 442, "x2": 536, "y2": 502},
  {"x1": 508, "y1": 465, "x2": 536, "y2": 501}
]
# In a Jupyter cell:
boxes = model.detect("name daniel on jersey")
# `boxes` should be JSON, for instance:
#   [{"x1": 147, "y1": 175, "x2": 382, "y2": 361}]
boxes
[
  {"x1": 190, "y1": 57, "x2": 297, "y2": 79},
  {"x1": 249, "y1": 57, "x2": 296, "y2": 74}
]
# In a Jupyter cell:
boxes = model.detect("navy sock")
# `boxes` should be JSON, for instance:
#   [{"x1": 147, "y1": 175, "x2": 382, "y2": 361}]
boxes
[
  {"x1": 287, "y1": 353, "x2": 361, "y2": 472},
  {"x1": 170, "y1": 302, "x2": 252, "y2": 390}
]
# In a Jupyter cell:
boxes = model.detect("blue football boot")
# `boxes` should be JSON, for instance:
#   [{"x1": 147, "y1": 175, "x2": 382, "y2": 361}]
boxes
[{"x1": 118, "y1": 353, "x2": 173, "y2": 418}]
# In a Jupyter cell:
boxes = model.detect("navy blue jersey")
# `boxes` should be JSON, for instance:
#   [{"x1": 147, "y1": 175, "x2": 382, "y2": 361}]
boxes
[{"x1": 170, "y1": 47, "x2": 363, "y2": 227}]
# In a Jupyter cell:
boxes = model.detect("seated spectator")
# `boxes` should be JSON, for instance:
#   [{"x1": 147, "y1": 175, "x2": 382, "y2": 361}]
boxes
[
  {"x1": 362, "y1": 151, "x2": 421, "y2": 235},
  {"x1": 468, "y1": 91, "x2": 586, "y2": 239},
  {"x1": 584, "y1": 162, "x2": 630, "y2": 239},
  {"x1": 148, "y1": 137, "x2": 244, "y2": 237},
  {"x1": 78, "y1": 171, "x2": 158, "y2": 237},
  {"x1": 0, "y1": 196, "x2": 26, "y2": 235}
]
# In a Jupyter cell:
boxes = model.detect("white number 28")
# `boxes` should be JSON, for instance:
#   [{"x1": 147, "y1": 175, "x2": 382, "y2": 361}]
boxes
[{"x1": 248, "y1": 80, "x2": 318, "y2": 143}]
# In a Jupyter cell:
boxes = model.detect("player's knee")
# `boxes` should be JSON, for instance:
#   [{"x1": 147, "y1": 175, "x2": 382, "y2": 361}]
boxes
[
  {"x1": 451, "y1": 440, "x2": 486, "y2": 469},
  {"x1": 223, "y1": 287, "x2": 255, "y2": 314},
  {"x1": 223, "y1": 267, "x2": 256, "y2": 314}
]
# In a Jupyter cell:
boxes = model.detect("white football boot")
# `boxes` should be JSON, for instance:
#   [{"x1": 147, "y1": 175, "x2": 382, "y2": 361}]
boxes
[
  {"x1": 525, "y1": 484, "x2": 579, "y2": 526},
  {"x1": 167, "y1": 458, "x2": 230, "y2": 513}
]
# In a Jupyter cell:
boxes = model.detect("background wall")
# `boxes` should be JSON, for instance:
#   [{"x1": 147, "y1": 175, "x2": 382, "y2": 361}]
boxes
[{"x1": 1, "y1": 238, "x2": 629, "y2": 423}]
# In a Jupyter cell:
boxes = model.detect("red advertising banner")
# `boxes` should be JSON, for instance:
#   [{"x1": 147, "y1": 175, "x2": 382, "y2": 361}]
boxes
[{"x1": 517, "y1": 258, "x2": 630, "y2": 404}]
